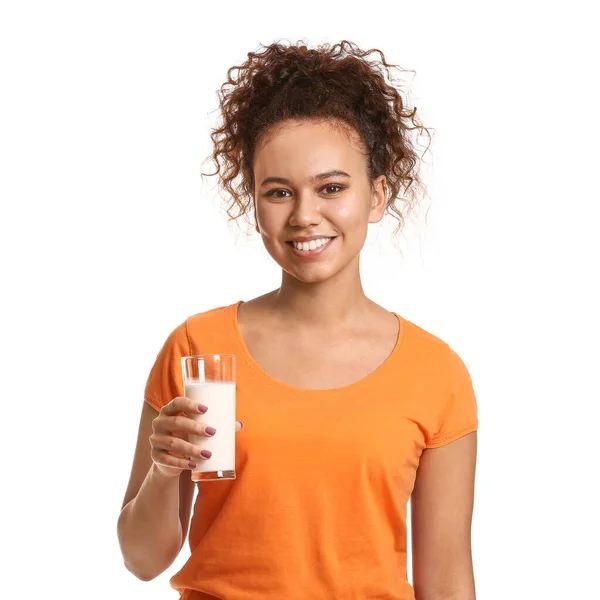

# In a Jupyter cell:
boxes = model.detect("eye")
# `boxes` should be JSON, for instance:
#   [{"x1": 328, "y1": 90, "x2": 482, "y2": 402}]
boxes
[
  {"x1": 265, "y1": 184, "x2": 344, "y2": 198},
  {"x1": 265, "y1": 189, "x2": 291, "y2": 198},
  {"x1": 321, "y1": 184, "x2": 344, "y2": 195}
]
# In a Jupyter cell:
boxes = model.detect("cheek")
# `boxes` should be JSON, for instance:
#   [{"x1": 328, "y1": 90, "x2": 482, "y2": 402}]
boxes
[
  {"x1": 255, "y1": 205, "x2": 280, "y2": 237},
  {"x1": 329, "y1": 199, "x2": 369, "y2": 228}
]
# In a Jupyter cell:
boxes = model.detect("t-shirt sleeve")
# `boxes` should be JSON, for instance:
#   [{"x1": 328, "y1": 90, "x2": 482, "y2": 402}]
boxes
[
  {"x1": 143, "y1": 320, "x2": 191, "y2": 413},
  {"x1": 425, "y1": 347, "x2": 479, "y2": 448}
]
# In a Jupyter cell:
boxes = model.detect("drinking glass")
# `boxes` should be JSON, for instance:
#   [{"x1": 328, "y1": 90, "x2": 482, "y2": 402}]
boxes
[{"x1": 181, "y1": 354, "x2": 236, "y2": 481}]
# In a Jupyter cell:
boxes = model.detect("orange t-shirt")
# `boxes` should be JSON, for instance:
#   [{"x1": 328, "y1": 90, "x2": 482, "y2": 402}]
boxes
[{"x1": 143, "y1": 301, "x2": 479, "y2": 599}]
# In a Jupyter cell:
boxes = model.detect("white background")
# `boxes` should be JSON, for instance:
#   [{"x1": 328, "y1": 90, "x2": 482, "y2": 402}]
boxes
[{"x1": 1, "y1": 1, "x2": 598, "y2": 598}]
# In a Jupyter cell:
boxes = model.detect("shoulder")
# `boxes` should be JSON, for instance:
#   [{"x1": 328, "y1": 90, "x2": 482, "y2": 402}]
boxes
[
  {"x1": 396, "y1": 315, "x2": 471, "y2": 383},
  {"x1": 157, "y1": 303, "x2": 237, "y2": 342},
  {"x1": 186, "y1": 301, "x2": 240, "y2": 329},
  {"x1": 399, "y1": 315, "x2": 452, "y2": 359}
]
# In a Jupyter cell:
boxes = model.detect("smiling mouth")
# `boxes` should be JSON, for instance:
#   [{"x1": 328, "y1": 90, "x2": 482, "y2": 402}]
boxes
[
  {"x1": 285, "y1": 237, "x2": 336, "y2": 257},
  {"x1": 286, "y1": 237, "x2": 335, "y2": 251}
]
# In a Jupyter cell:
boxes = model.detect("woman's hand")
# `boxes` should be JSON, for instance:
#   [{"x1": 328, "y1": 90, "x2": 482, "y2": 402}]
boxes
[{"x1": 149, "y1": 396, "x2": 243, "y2": 478}]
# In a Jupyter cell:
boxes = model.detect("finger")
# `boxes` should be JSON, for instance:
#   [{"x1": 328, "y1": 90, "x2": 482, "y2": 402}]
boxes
[
  {"x1": 161, "y1": 415, "x2": 217, "y2": 438},
  {"x1": 161, "y1": 446, "x2": 213, "y2": 462},
  {"x1": 170, "y1": 429, "x2": 189, "y2": 443},
  {"x1": 152, "y1": 434, "x2": 209, "y2": 461},
  {"x1": 235, "y1": 420, "x2": 244, "y2": 433},
  {"x1": 162, "y1": 396, "x2": 208, "y2": 417},
  {"x1": 154, "y1": 452, "x2": 198, "y2": 471}
]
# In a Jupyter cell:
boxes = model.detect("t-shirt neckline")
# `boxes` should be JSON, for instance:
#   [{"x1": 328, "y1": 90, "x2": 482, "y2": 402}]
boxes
[{"x1": 229, "y1": 300, "x2": 405, "y2": 396}]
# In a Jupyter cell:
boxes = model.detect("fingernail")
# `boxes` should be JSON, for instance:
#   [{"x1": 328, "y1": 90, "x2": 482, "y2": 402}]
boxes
[
  {"x1": 205, "y1": 426, "x2": 217, "y2": 436},
  {"x1": 200, "y1": 449, "x2": 212, "y2": 459},
  {"x1": 188, "y1": 461, "x2": 197, "y2": 468},
  {"x1": 197, "y1": 404, "x2": 208, "y2": 413}
]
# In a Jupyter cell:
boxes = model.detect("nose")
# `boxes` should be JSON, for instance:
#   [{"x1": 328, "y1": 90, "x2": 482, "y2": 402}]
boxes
[{"x1": 288, "y1": 191, "x2": 322, "y2": 228}]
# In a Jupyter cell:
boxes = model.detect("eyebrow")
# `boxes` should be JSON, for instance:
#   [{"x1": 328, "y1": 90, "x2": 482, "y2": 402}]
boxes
[{"x1": 260, "y1": 170, "x2": 351, "y2": 187}]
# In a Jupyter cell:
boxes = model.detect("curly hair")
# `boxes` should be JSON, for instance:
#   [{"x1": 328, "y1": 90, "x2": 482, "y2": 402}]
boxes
[{"x1": 201, "y1": 39, "x2": 433, "y2": 238}]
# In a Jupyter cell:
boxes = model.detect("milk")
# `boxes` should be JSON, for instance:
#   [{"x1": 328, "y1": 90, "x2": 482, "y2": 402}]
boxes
[{"x1": 184, "y1": 380, "x2": 236, "y2": 480}]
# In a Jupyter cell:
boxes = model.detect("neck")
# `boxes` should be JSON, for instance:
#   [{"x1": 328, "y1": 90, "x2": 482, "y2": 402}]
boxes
[{"x1": 270, "y1": 257, "x2": 372, "y2": 328}]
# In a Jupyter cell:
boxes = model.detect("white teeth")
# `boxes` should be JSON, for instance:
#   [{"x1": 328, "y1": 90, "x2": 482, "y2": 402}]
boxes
[{"x1": 292, "y1": 237, "x2": 332, "y2": 251}]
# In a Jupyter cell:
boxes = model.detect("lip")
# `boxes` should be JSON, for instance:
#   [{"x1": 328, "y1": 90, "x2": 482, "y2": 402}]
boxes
[{"x1": 287, "y1": 237, "x2": 336, "y2": 259}]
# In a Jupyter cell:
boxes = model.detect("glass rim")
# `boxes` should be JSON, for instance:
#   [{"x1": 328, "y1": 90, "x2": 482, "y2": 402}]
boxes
[{"x1": 181, "y1": 354, "x2": 236, "y2": 360}]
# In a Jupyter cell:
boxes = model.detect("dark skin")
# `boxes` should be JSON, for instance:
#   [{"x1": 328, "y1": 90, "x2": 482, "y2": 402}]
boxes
[
  {"x1": 120, "y1": 116, "x2": 477, "y2": 596},
  {"x1": 237, "y1": 290, "x2": 399, "y2": 390},
  {"x1": 248, "y1": 117, "x2": 477, "y2": 598},
  {"x1": 237, "y1": 293, "x2": 476, "y2": 600}
]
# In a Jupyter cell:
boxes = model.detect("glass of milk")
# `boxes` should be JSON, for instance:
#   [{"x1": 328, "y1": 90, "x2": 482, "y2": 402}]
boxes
[{"x1": 180, "y1": 354, "x2": 236, "y2": 481}]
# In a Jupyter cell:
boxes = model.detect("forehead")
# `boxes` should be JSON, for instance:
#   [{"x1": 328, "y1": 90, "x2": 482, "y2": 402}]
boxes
[{"x1": 253, "y1": 119, "x2": 366, "y2": 178}]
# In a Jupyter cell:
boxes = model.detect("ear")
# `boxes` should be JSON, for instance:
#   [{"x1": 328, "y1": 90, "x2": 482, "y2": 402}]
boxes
[{"x1": 368, "y1": 175, "x2": 387, "y2": 224}]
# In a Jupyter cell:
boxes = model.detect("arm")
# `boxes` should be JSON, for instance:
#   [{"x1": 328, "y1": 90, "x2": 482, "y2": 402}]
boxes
[
  {"x1": 117, "y1": 401, "x2": 196, "y2": 581},
  {"x1": 411, "y1": 431, "x2": 477, "y2": 600}
]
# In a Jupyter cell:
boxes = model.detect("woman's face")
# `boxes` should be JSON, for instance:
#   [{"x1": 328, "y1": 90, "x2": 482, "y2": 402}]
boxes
[{"x1": 252, "y1": 119, "x2": 387, "y2": 284}]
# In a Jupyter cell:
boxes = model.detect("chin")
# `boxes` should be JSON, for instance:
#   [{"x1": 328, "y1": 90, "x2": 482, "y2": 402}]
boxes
[
  {"x1": 282, "y1": 253, "x2": 358, "y2": 284},
  {"x1": 283, "y1": 266, "x2": 337, "y2": 284},
  {"x1": 264, "y1": 240, "x2": 360, "y2": 284}
]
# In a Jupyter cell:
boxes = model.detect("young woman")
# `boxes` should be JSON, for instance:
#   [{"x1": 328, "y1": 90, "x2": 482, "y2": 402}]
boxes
[{"x1": 118, "y1": 40, "x2": 479, "y2": 600}]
